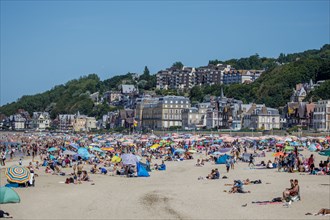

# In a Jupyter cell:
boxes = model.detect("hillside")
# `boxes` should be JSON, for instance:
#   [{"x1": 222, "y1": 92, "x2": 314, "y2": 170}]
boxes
[
  {"x1": 191, "y1": 44, "x2": 330, "y2": 107},
  {"x1": 1, "y1": 44, "x2": 329, "y2": 118}
]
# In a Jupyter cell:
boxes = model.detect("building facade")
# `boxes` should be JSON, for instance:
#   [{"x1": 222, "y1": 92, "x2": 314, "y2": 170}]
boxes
[{"x1": 313, "y1": 100, "x2": 330, "y2": 132}]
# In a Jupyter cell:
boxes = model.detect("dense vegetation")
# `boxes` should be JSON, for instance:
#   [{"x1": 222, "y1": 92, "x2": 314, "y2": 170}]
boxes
[
  {"x1": 0, "y1": 72, "x2": 152, "y2": 119},
  {"x1": 1, "y1": 44, "x2": 329, "y2": 119}
]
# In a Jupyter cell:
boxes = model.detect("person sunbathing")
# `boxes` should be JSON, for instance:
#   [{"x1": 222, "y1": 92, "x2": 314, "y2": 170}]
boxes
[
  {"x1": 206, "y1": 169, "x2": 215, "y2": 179},
  {"x1": 206, "y1": 169, "x2": 219, "y2": 179},
  {"x1": 195, "y1": 159, "x2": 202, "y2": 166},
  {"x1": 0, "y1": 210, "x2": 12, "y2": 218},
  {"x1": 266, "y1": 160, "x2": 273, "y2": 169},
  {"x1": 283, "y1": 179, "x2": 299, "y2": 201},
  {"x1": 243, "y1": 179, "x2": 262, "y2": 185},
  {"x1": 81, "y1": 171, "x2": 92, "y2": 182},
  {"x1": 229, "y1": 180, "x2": 250, "y2": 193},
  {"x1": 90, "y1": 164, "x2": 98, "y2": 174},
  {"x1": 305, "y1": 208, "x2": 330, "y2": 216}
]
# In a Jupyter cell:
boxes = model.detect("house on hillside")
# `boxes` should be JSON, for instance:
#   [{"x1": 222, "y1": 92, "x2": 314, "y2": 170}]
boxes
[{"x1": 32, "y1": 112, "x2": 50, "y2": 130}]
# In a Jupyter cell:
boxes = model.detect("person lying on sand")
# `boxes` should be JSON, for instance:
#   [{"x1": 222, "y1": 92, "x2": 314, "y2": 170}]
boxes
[
  {"x1": 206, "y1": 168, "x2": 219, "y2": 179},
  {"x1": 243, "y1": 179, "x2": 262, "y2": 185},
  {"x1": 0, "y1": 210, "x2": 12, "y2": 218},
  {"x1": 305, "y1": 208, "x2": 330, "y2": 216},
  {"x1": 229, "y1": 180, "x2": 250, "y2": 193}
]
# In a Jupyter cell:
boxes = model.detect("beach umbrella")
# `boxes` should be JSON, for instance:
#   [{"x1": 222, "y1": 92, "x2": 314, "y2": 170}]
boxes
[
  {"x1": 69, "y1": 143, "x2": 79, "y2": 149},
  {"x1": 101, "y1": 147, "x2": 115, "y2": 152},
  {"x1": 150, "y1": 144, "x2": 160, "y2": 149},
  {"x1": 284, "y1": 146, "x2": 294, "y2": 151},
  {"x1": 219, "y1": 148, "x2": 231, "y2": 153},
  {"x1": 319, "y1": 149, "x2": 330, "y2": 157},
  {"x1": 92, "y1": 147, "x2": 104, "y2": 152},
  {"x1": 211, "y1": 144, "x2": 220, "y2": 147},
  {"x1": 285, "y1": 138, "x2": 292, "y2": 142},
  {"x1": 188, "y1": 150, "x2": 197, "y2": 153},
  {"x1": 273, "y1": 152, "x2": 284, "y2": 157},
  {"x1": 6, "y1": 165, "x2": 31, "y2": 184},
  {"x1": 0, "y1": 187, "x2": 20, "y2": 204},
  {"x1": 212, "y1": 152, "x2": 223, "y2": 155},
  {"x1": 62, "y1": 150, "x2": 76, "y2": 156},
  {"x1": 47, "y1": 147, "x2": 58, "y2": 152},
  {"x1": 173, "y1": 149, "x2": 185, "y2": 155},
  {"x1": 121, "y1": 154, "x2": 139, "y2": 165}
]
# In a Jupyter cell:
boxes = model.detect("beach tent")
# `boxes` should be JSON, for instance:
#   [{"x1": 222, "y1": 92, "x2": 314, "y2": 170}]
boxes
[
  {"x1": 308, "y1": 144, "x2": 317, "y2": 152},
  {"x1": 140, "y1": 162, "x2": 151, "y2": 172},
  {"x1": 0, "y1": 187, "x2": 20, "y2": 204},
  {"x1": 216, "y1": 154, "x2": 231, "y2": 164},
  {"x1": 319, "y1": 149, "x2": 330, "y2": 157},
  {"x1": 136, "y1": 162, "x2": 150, "y2": 177}
]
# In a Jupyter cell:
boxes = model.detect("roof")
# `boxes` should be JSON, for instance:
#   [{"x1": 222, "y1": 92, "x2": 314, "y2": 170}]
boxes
[{"x1": 121, "y1": 85, "x2": 136, "y2": 94}]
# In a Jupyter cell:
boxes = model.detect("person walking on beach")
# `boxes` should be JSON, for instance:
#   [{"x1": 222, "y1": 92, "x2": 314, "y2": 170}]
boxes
[
  {"x1": 77, "y1": 161, "x2": 84, "y2": 181},
  {"x1": 248, "y1": 154, "x2": 255, "y2": 167},
  {"x1": 1, "y1": 151, "x2": 6, "y2": 166},
  {"x1": 226, "y1": 158, "x2": 231, "y2": 173}
]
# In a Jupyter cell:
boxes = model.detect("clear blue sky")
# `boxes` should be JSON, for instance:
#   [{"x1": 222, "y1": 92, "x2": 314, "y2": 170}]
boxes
[{"x1": 1, "y1": 1, "x2": 329, "y2": 106}]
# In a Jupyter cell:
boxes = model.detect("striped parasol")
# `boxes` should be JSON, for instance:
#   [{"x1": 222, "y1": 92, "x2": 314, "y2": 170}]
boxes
[{"x1": 6, "y1": 165, "x2": 31, "y2": 184}]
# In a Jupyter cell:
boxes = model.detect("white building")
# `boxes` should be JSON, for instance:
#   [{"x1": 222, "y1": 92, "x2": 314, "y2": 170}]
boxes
[
  {"x1": 86, "y1": 117, "x2": 97, "y2": 131},
  {"x1": 32, "y1": 112, "x2": 50, "y2": 130},
  {"x1": 9, "y1": 114, "x2": 26, "y2": 130},
  {"x1": 313, "y1": 100, "x2": 330, "y2": 132},
  {"x1": 243, "y1": 104, "x2": 280, "y2": 130}
]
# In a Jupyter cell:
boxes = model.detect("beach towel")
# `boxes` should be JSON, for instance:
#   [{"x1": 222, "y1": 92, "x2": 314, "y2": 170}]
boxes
[{"x1": 4, "y1": 183, "x2": 19, "y2": 188}]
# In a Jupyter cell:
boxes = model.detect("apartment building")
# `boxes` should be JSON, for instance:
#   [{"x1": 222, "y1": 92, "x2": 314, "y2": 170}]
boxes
[{"x1": 313, "y1": 100, "x2": 330, "y2": 132}]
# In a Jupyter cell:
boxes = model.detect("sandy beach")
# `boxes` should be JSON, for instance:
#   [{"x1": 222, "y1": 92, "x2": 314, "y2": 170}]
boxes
[{"x1": 1, "y1": 148, "x2": 329, "y2": 220}]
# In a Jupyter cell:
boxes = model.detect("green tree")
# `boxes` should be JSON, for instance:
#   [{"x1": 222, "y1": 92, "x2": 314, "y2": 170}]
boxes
[{"x1": 172, "y1": 61, "x2": 184, "y2": 69}]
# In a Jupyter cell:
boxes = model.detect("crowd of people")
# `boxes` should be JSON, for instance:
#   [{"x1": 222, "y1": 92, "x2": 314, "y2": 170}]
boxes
[{"x1": 0, "y1": 132, "x2": 329, "y2": 208}]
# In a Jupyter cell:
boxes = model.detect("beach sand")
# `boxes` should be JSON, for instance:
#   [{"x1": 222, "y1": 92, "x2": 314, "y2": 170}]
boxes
[{"x1": 1, "y1": 150, "x2": 329, "y2": 219}]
